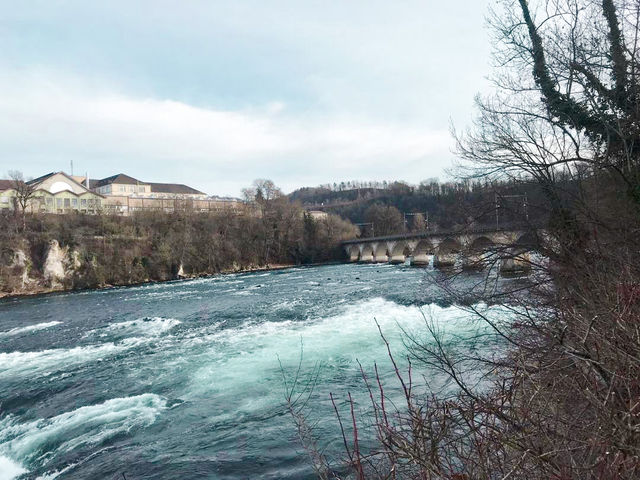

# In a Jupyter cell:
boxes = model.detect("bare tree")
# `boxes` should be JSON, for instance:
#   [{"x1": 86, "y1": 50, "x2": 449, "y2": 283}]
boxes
[
  {"x1": 364, "y1": 204, "x2": 404, "y2": 236},
  {"x1": 411, "y1": 213, "x2": 426, "y2": 232},
  {"x1": 242, "y1": 178, "x2": 283, "y2": 204},
  {"x1": 443, "y1": 0, "x2": 640, "y2": 476},
  {"x1": 8, "y1": 170, "x2": 36, "y2": 231},
  {"x1": 290, "y1": 1, "x2": 640, "y2": 479}
]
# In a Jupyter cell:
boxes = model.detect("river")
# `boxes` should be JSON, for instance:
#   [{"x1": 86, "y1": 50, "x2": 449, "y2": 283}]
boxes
[{"x1": 0, "y1": 263, "x2": 509, "y2": 479}]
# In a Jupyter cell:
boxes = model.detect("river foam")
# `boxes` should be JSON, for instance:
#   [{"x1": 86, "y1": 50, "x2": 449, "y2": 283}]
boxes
[
  {"x1": 0, "y1": 455, "x2": 27, "y2": 480},
  {"x1": 192, "y1": 297, "x2": 482, "y2": 359},
  {"x1": 0, "y1": 394, "x2": 166, "y2": 480},
  {"x1": 0, "y1": 337, "x2": 148, "y2": 379},
  {"x1": 99, "y1": 317, "x2": 181, "y2": 337},
  {"x1": 185, "y1": 297, "x2": 489, "y2": 418},
  {"x1": 0, "y1": 321, "x2": 62, "y2": 338}
]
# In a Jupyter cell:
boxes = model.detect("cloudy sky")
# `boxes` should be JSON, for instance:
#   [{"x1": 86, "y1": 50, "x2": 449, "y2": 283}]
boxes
[{"x1": 0, "y1": 1, "x2": 492, "y2": 196}]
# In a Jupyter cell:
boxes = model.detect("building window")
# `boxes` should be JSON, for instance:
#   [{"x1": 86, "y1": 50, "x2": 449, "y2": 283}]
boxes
[
  {"x1": 72, "y1": 198, "x2": 78, "y2": 207},
  {"x1": 64, "y1": 198, "x2": 70, "y2": 208},
  {"x1": 119, "y1": 185, "x2": 125, "y2": 192},
  {"x1": 0, "y1": 196, "x2": 8, "y2": 204},
  {"x1": 46, "y1": 198, "x2": 53, "y2": 205},
  {"x1": 81, "y1": 199, "x2": 87, "y2": 207},
  {"x1": 56, "y1": 198, "x2": 62, "y2": 208}
]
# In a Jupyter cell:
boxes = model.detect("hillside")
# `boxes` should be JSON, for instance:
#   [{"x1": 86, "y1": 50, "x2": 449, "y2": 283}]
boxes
[{"x1": 290, "y1": 179, "x2": 551, "y2": 231}]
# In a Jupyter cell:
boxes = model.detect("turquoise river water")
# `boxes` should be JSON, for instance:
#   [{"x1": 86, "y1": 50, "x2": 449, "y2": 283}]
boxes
[{"x1": 0, "y1": 263, "x2": 507, "y2": 479}]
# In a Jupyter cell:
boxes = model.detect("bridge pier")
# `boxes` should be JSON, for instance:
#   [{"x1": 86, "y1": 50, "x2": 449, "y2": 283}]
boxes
[
  {"x1": 359, "y1": 252, "x2": 373, "y2": 263},
  {"x1": 410, "y1": 253, "x2": 430, "y2": 266},
  {"x1": 389, "y1": 254, "x2": 405, "y2": 264},
  {"x1": 433, "y1": 252, "x2": 457, "y2": 268},
  {"x1": 461, "y1": 253, "x2": 485, "y2": 270},
  {"x1": 347, "y1": 247, "x2": 359, "y2": 262},
  {"x1": 500, "y1": 251, "x2": 531, "y2": 273},
  {"x1": 358, "y1": 244, "x2": 374, "y2": 263},
  {"x1": 371, "y1": 243, "x2": 388, "y2": 263}
]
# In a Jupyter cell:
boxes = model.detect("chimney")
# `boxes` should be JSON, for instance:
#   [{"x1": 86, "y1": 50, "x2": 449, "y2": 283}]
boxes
[{"x1": 85, "y1": 172, "x2": 90, "y2": 189}]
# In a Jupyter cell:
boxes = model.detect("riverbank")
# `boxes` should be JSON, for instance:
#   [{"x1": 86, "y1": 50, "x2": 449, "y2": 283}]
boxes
[
  {"x1": 0, "y1": 208, "x2": 356, "y2": 302},
  {"x1": 0, "y1": 262, "x2": 302, "y2": 301}
]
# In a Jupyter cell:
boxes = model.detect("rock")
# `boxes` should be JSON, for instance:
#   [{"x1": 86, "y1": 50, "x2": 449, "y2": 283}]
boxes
[
  {"x1": 70, "y1": 250, "x2": 82, "y2": 270},
  {"x1": 43, "y1": 240, "x2": 67, "y2": 288},
  {"x1": 11, "y1": 249, "x2": 33, "y2": 289},
  {"x1": 12, "y1": 250, "x2": 27, "y2": 268}
]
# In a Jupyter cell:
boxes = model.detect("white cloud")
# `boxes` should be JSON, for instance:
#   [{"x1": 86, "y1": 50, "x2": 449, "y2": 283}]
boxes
[{"x1": 0, "y1": 70, "x2": 454, "y2": 196}]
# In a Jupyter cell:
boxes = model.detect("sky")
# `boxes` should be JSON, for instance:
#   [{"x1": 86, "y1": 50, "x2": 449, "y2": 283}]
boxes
[{"x1": 0, "y1": 1, "x2": 493, "y2": 197}]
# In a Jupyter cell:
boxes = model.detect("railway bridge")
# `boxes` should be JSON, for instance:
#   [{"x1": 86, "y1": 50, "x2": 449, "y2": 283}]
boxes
[{"x1": 342, "y1": 226, "x2": 539, "y2": 272}]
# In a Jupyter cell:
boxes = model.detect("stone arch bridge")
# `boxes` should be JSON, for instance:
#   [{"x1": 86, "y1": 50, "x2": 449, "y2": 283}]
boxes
[{"x1": 342, "y1": 227, "x2": 538, "y2": 271}]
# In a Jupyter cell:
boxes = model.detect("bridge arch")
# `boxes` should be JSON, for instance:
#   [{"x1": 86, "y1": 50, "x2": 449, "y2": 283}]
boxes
[
  {"x1": 359, "y1": 244, "x2": 374, "y2": 263},
  {"x1": 499, "y1": 231, "x2": 537, "y2": 273},
  {"x1": 515, "y1": 231, "x2": 539, "y2": 249},
  {"x1": 414, "y1": 239, "x2": 435, "y2": 256},
  {"x1": 411, "y1": 239, "x2": 435, "y2": 266},
  {"x1": 462, "y1": 236, "x2": 495, "y2": 270},
  {"x1": 387, "y1": 241, "x2": 414, "y2": 264},
  {"x1": 346, "y1": 244, "x2": 360, "y2": 262},
  {"x1": 434, "y1": 237, "x2": 462, "y2": 268},
  {"x1": 373, "y1": 243, "x2": 389, "y2": 263},
  {"x1": 468, "y1": 235, "x2": 495, "y2": 252},
  {"x1": 436, "y1": 237, "x2": 462, "y2": 253}
]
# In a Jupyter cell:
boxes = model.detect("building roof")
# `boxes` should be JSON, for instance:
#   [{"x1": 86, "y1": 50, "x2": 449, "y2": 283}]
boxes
[
  {"x1": 23, "y1": 172, "x2": 104, "y2": 197},
  {"x1": 89, "y1": 173, "x2": 207, "y2": 195},
  {"x1": 0, "y1": 180, "x2": 14, "y2": 191},
  {"x1": 92, "y1": 173, "x2": 143, "y2": 188},
  {"x1": 147, "y1": 182, "x2": 205, "y2": 195},
  {"x1": 70, "y1": 175, "x2": 88, "y2": 185},
  {"x1": 26, "y1": 172, "x2": 57, "y2": 185}
]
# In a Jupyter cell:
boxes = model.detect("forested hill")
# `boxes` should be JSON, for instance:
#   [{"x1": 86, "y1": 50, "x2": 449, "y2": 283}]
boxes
[{"x1": 289, "y1": 179, "x2": 553, "y2": 234}]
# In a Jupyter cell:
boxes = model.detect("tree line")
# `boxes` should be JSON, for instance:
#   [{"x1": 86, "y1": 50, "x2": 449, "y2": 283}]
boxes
[
  {"x1": 292, "y1": 177, "x2": 550, "y2": 233},
  {"x1": 0, "y1": 179, "x2": 358, "y2": 295}
]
